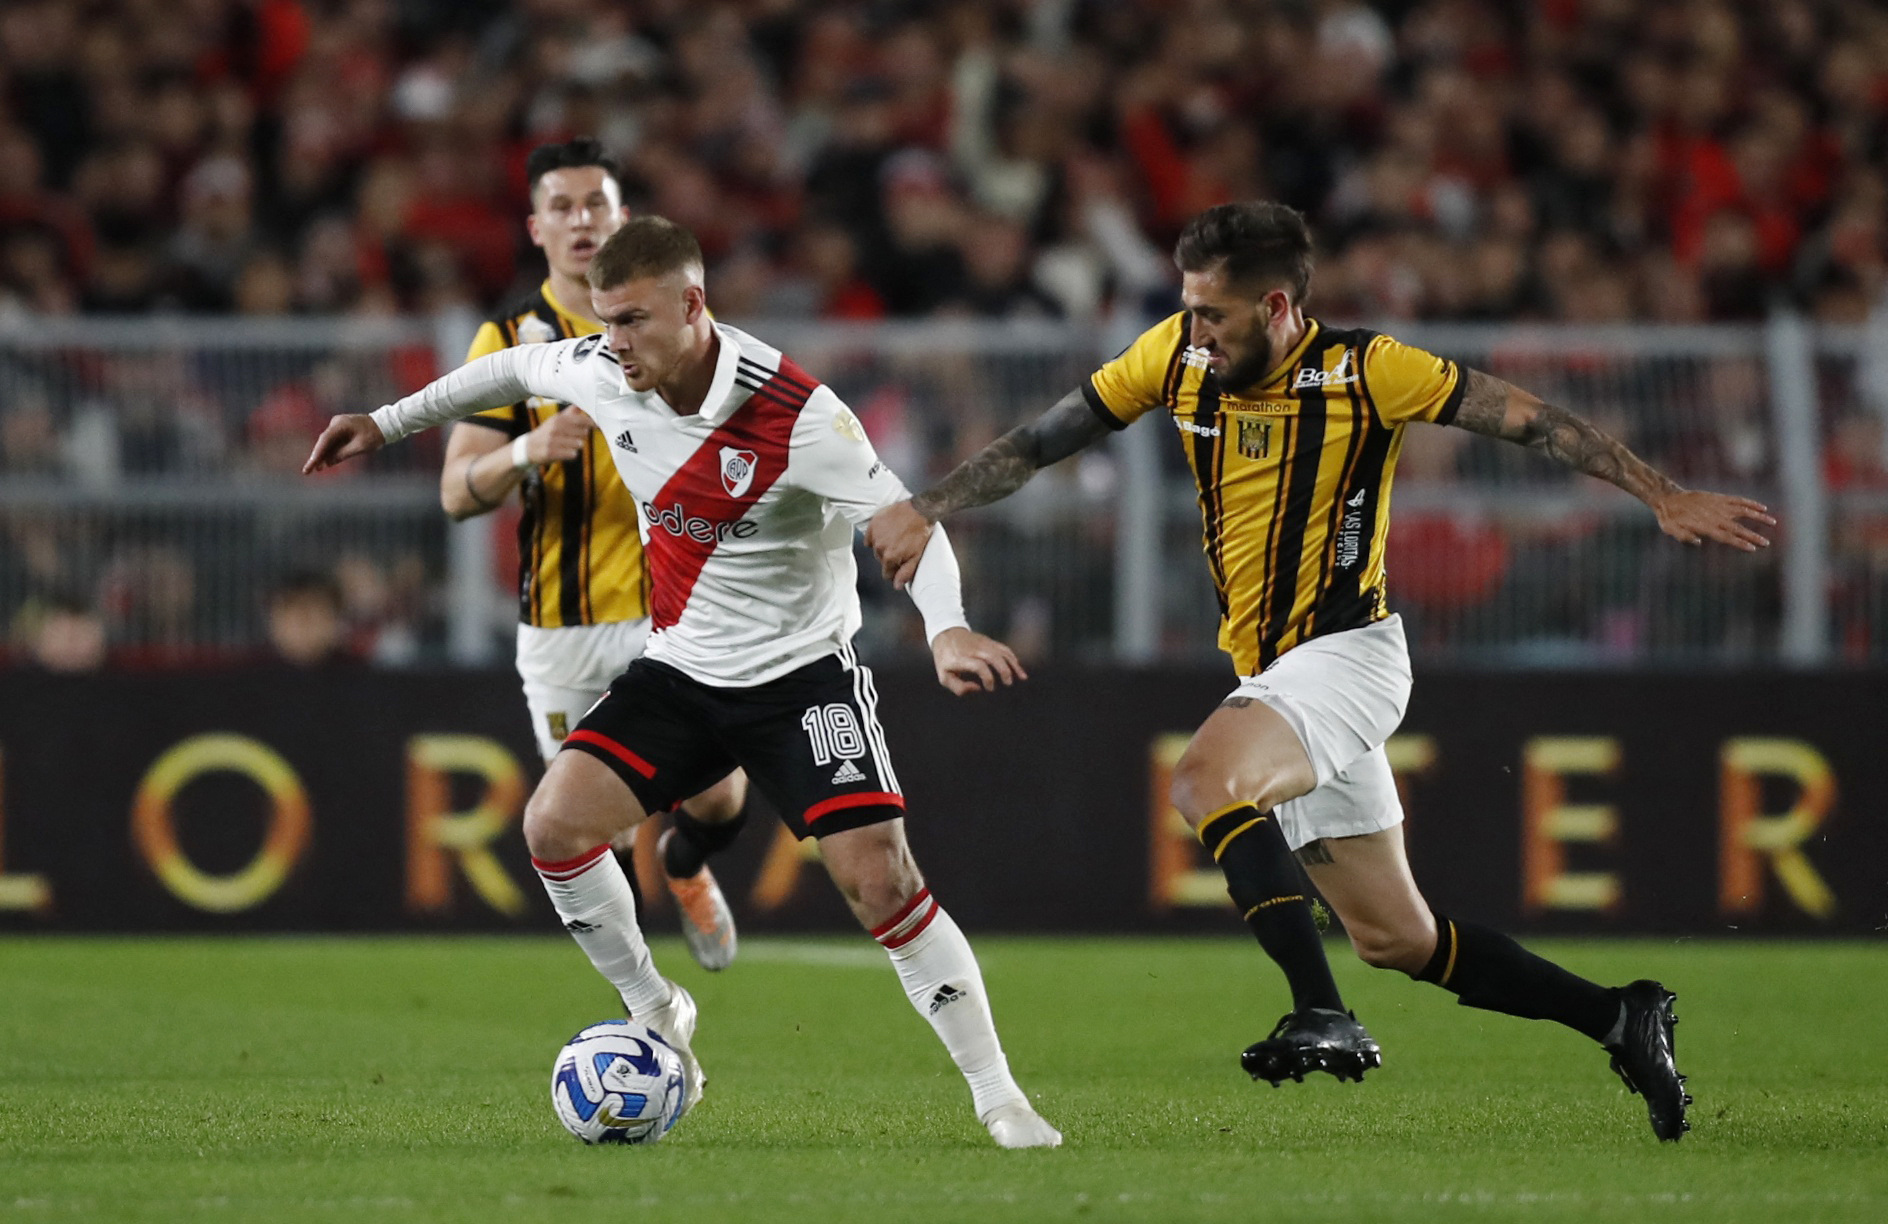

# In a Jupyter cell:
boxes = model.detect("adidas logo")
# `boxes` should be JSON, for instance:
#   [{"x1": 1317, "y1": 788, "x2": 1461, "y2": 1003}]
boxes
[
  {"x1": 929, "y1": 985, "x2": 965, "y2": 1014},
  {"x1": 563, "y1": 918, "x2": 600, "y2": 934},
  {"x1": 613, "y1": 429, "x2": 636, "y2": 452},
  {"x1": 830, "y1": 759, "x2": 866, "y2": 784}
]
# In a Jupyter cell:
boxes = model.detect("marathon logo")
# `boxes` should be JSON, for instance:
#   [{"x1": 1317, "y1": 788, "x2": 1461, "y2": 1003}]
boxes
[{"x1": 641, "y1": 500, "x2": 760, "y2": 543}]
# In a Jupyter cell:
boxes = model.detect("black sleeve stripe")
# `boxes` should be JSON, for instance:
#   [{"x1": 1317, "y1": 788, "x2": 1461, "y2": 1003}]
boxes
[
  {"x1": 1081, "y1": 378, "x2": 1131, "y2": 431},
  {"x1": 457, "y1": 415, "x2": 523, "y2": 439},
  {"x1": 1434, "y1": 361, "x2": 1467, "y2": 426}
]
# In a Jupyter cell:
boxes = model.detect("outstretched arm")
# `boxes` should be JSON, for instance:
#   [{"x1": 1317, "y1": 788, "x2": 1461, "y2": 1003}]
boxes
[
  {"x1": 912, "y1": 387, "x2": 1114, "y2": 519},
  {"x1": 1451, "y1": 368, "x2": 1775, "y2": 551},
  {"x1": 866, "y1": 387, "x2": 1114, "y2": 585},
  {"x1": 304, "y1": 342, "x2": 578, "y2": 474}
]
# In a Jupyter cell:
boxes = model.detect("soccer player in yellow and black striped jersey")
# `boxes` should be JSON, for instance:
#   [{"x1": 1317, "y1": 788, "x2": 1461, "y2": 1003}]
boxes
[
  {"x1": 868, "y1": 202, "x2": 1774, "y2": 1142},
  {"x1": 441, "y1": 138, "x2": 747, "y2": 971}
]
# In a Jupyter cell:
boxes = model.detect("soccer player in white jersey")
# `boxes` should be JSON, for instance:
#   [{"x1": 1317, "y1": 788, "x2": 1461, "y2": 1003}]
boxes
[
  {"x1": 305, "y1": 216, "x2": 1062, "y2": 1149},
  {"x1": 441, "y1": 139, "x2": 744, "y2": 971}
]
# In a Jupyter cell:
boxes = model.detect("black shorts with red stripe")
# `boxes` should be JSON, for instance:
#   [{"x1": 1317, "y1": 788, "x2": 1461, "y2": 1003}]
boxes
[{"x1": 562, "y1": 644, "x2": 904, "y2": 840}]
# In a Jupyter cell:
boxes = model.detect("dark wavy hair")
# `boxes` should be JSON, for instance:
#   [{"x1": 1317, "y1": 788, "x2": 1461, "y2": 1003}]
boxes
[{"x1": 1174, "y1": 202, "x2": 1314, "y2": 304}]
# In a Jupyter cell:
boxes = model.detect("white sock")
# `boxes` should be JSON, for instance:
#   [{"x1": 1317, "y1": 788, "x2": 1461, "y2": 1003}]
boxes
[
  {"x1": 533, "y1": 845, "x2": 670, "y2": 1017},
  {"x1": 873, "y1": 889, "x2": 1027, "y2": 1118}
]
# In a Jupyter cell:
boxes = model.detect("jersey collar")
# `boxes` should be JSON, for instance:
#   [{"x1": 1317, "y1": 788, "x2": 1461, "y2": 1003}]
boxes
[
  {"x1": 1247, "y1": 318, "x2": 1321, "y2": 394},
  {"x1": 538, "y1": 279, "x2": 600, "y2": 334},
  {"x1": 698, "y1": 323, "x2": 744, "y2": 424}
]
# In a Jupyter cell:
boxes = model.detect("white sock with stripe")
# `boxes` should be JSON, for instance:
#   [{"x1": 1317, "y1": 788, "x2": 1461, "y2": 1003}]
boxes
[
  {"x1": 872, "y1": 888, "x2": 1026, "y2": 1118},
  {"x1": 533, "y1": 844, "x2": 671, "y2": 1017}
]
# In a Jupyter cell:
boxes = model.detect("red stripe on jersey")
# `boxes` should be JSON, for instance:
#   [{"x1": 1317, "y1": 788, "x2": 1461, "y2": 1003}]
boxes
[
  {"x1": 645, "y1": 357, "x2": 820, "y2": 630},
  {"x1": 805, "y1": 790, "x2": 905, "y2": 826},
  {"x1": 564, "y1": 730, "x2": 658, "y2": 779},
  {"x1": 531, "y1": 844, "x2": 611, "y2": 879},
  {"x1": 870, "y1": 885, "x2": 933, "y2": 940}
]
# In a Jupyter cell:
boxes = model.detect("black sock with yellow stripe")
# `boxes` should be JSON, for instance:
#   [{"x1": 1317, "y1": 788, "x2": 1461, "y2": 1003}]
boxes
[
  {"x1": 1418, "y1": 913, "x2": 1620, "y2": 1042},
  {"x1": 1197, "y1": 803, "x2": 1345, "y2": 1013}
]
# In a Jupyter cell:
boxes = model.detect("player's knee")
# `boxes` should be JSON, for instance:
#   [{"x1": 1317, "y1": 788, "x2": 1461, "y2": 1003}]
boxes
[
  {"x1": 1348, "y1": 923, "x2": 1431, "y2": 974},
  {"x1": 523, "y1": 788, "x2": 590, "y2": 861},
  {"x1": 822, "y1": 826, "x2": 924, "y2": 926},
  {"x1": 1169, "y1": 756, "x2": 1289, "y2": 827},
  {"x1": 851, "y1": 853, "x2": 923, "y2": 918}
]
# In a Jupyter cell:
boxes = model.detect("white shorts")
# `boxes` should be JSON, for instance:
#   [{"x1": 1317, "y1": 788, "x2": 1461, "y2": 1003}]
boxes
[
  {"x1": 1228, "y1": 614, "x2": 1412, "y2": 850},
  {"x1": 517, "y1": 619, "x2": 652, "y2": 762}
]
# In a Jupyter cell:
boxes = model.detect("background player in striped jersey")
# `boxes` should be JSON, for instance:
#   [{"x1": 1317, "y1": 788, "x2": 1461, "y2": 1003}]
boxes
[
  {"x1": 439, "y1": 139, "x2": 745, "y2": 971},
  {"x1": 868, "y1": 201, "x2": 1773, "y2": 1143}
]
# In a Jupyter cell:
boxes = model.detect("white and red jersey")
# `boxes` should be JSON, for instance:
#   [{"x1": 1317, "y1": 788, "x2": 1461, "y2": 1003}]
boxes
[{"x1": 373, "y1": 322, "x2": 964, "y2": 686}]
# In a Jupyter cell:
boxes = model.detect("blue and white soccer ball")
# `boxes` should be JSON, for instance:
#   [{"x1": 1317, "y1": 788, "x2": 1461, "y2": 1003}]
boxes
[{"x1": 550, "y1": 1020, "x2": 689, "y2": 1144}]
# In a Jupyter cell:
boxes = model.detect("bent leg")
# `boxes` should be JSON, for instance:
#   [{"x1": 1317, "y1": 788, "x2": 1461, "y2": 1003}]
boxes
[
  {"x1": 525, "y1": 747, "x2": 650, "y2": 862},
  {"x1": 1298, "y1": 826, "x2": 1436, "y2": 973},
  {"x1": 1168, "y1": 697, "x2": 1317, "y2": 825},
  {"x1": 525, "y1": 749, "x2": 673, "y2": 1018},
  {"x1": 663, "y1": 768, "x2": 751, "y2": 878},
  {"x1": 1172, "y1": 698, "x2": 1344, "y2": 1014},
  {"x1": 657, "y1": 769, "x2": 750, "y2": 973},
  {"x1": 1307, "y1": 828, "x2": 1621, "y2": 1042},
  {"x1": 821, "y1": 819, "x2": 1056, "y2": 1145}
]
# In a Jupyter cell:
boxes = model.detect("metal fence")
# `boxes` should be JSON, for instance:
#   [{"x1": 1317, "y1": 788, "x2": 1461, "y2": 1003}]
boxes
[{"x1": 1, "y1": 312, "x2": 1880, "y2": 670}]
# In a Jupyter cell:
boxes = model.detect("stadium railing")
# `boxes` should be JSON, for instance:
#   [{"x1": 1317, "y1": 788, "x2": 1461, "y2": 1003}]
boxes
[{"x1": 0, "y1": 312, "x2": 1876, "y2": 668}]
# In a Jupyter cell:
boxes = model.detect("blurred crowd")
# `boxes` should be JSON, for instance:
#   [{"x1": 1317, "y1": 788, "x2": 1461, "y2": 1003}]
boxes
[
  {"x1": 2, "y1": 0, "x2": 1886, "y2": 324},
  {"x1": 6, "y1": 0, "x2": 1888, "y2": 667}
]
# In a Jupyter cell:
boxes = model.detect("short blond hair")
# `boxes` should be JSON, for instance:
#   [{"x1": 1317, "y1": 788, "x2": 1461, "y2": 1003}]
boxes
[{"x1": 586, "y1": 215, "x2": 704, "y2": 291}]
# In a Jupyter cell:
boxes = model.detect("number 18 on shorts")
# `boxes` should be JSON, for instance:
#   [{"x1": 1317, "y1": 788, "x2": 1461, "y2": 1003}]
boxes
[{"x1": 560, "y1": 643, "x2": 904, "y2": 840}]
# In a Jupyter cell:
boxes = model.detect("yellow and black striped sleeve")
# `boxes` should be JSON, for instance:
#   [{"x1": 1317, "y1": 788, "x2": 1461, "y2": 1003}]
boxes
[
  {"x1": 1360, "y1": 333, "x2": 1466, "y2": 427},
  {"x1": 462, "y1": 321, "x2": 529, "y2": 438},
  {"x1": 1082, "y1": 312, "x2": 1191, "y2": 429}
]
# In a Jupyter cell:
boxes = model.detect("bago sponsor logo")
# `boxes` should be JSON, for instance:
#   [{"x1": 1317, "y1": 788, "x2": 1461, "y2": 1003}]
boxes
[{"x1": 641, "y1": 500, "x2": 760, "y2": 543}]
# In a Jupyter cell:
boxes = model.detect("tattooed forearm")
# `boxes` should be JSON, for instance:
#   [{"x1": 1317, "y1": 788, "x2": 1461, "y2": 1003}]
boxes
[
  {"x1": 909, "y1": 434, "x2": 1037, "y2": 520},
  {"x1": 1518, "y1": 403, "x2": 1681, "y2": 501},
  {"x1": 1452, "y1": 369, "x2": 1680, "y2": 506},
  {"x1": 910, "y1": 388, "x2": 1113, "y2": 520}
]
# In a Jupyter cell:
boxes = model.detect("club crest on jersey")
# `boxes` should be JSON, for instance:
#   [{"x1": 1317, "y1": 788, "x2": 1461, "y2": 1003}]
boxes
[
  {"x1": 720, "y1": 447, "x2": 758, "y2": 498},
  {"x1": 516, "y1": 313, "x2": 556, "y2": 344},
  {"x1": 1237, "y1": 416, "x2": 1272, "y2": 459}
]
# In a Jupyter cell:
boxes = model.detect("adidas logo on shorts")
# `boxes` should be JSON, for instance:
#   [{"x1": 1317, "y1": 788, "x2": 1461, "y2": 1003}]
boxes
[{"x1": 830, "y1": 759, "x2": 866, "y2": 785}]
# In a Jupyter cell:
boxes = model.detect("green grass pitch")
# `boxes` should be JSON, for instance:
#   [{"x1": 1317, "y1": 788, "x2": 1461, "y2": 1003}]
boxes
[{"x1": 2, "y1": 936, "x2": 1884, "y2": 1223}]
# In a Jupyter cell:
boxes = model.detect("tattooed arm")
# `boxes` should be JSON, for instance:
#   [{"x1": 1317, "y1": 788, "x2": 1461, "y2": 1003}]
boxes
[
  {"x1": 1451, "y1": 368, "x2": 1774, "y2": 551},
  {"x1": 866, "y1": 388, "x2": 1116, "y2": 586}
]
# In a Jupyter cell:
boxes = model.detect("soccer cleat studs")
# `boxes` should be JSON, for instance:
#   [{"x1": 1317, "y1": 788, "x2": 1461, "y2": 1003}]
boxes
[{"x1": 1240, "y1": 1008, "x2": 1382, "y2": 1086}]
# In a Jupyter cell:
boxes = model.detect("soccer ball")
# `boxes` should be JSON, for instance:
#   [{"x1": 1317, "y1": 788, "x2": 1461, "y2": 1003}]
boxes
[{"x1": 550, "y1": 1020, "x2": 689, "y2": 1144}]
